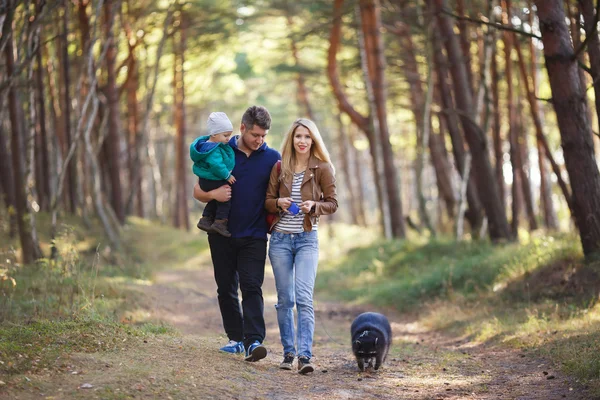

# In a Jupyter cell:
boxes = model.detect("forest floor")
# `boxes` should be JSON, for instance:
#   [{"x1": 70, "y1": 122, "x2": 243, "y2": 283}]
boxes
[{"x1": 1, "y1": 245, "x2": 594, "y2": 400}]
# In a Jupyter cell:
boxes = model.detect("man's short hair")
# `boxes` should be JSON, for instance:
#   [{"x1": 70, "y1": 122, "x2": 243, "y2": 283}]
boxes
[{"x1": 241, "y1": 106, "x2": 271, "y2": 130}]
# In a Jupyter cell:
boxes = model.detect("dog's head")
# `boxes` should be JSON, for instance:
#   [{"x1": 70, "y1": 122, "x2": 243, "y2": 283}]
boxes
[{"x1": 353, "y1": 330, "x2": 379, "y2": 358}]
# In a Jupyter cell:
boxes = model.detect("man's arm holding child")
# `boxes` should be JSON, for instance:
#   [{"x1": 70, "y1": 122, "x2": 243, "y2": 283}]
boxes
[{"x1": 193, "y1": 182, "x2": 231, "y2": 203}]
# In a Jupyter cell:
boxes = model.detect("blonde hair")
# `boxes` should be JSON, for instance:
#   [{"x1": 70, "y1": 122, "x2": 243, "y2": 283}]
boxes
[{"x1": 279, "y1": 118, "x2": 334, "y2": 182}]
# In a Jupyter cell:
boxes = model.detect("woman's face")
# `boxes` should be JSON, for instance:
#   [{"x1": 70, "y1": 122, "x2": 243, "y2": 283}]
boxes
[{"x1": 293, "y1": 125, "x2": 312, "y2": 157}]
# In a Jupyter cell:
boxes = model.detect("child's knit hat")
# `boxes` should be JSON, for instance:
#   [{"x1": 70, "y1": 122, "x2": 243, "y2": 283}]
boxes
[{"x1": 207, "y1": 112, "x2": 233, "y2": 136}]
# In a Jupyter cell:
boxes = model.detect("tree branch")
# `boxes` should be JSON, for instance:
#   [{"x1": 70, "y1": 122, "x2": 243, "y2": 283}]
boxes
[
  {"x1": 440, "y1": 8, "x2": 541, "y2": 39},
  {"x1": 572, "y1": 0, "x2": 600, "y2": 60}
]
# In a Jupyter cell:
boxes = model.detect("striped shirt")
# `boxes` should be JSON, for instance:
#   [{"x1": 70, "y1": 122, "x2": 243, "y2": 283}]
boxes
[{"x1": 274, "y1": 171, "x2": 318, "y2": 233}]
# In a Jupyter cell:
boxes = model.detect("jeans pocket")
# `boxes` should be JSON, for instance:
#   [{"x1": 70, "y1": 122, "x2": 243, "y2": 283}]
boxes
[{"x1": 269, "y1": 231, "x2": 284, "y2": 245}]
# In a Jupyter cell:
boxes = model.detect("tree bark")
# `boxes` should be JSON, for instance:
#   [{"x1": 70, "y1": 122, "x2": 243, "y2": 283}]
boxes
[
  {"x1": 527, "y1": 0, "x2": 558, "y2": 229},
  {"x1": 503, "y1": 1, "x2": 521, "y2": 235},
  {"x1": 455, "y1": 0, "x2": 474, "y2": 94},
  {"x1": 393, "y1": 12, "x2": 455, "y2": 222},
  {"x1": 35, "y1": 34, "x2": 50, "y2": 211},
  {"x1": 3, "y1": 0, "x2": 42, "y2": 263},
  {"x1": 491, "y1": 38, "x2": 505, "y2": 209},
  {"x1": 349, "y1": 124, "x2": 368, "y2": 226},
  {"x1": 432, "y1": 0, "x2": 512, "y2": 241},
  {"x1": 579, "y1": 0, "x2": 600, "y2": 131},
  {"x1": 0, "y1": 119, "x2": 17, "y2": 237},
  {"x1": 125, "y1": 39, "x2": 143, "y2": 217},
  {"x1": 125, "y1": 6, "x2": 172, "y2": 219},
  {"x1": 515, "y1": 95, "x2": 537, "y2": 231},
  {"x1": 336, "y1": 113, "x2": 361, "y2": 225},
  {"x1": 327, "y1": 0, "x2": 387, "y2": 237},
  {"x1": 103, "y1": 0, "x2": 125, "y2": 223},
  {"x1": 432, "y1": 20, "x2": 484, "y2": 232},
  {"x1": 62, "y1": 0, "x2": 78, "y2": 214},
  {"x1": 173, "y1": 11, "x2": 189, "y2": 231},
  {"x1": 535, "y1": 0, "x2": 600, "y2": 257},
  {"x1": 287, "y1": 15, "x2": 315, "y2": 121},
  {"x1": 513, "y1": 27, "x2": 575, "y2": 220},
  {"x1": 359, "y1": 0, "x2": 405, "y2": 238}
]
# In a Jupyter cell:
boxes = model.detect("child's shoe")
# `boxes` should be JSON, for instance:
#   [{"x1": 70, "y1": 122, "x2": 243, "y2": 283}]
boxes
[
  {"x1": 211, "y1": 219, "x2": 231, "y2": 237},
  {"x1": 197, "y1": 216, "x2": 214, "y2": 232}
]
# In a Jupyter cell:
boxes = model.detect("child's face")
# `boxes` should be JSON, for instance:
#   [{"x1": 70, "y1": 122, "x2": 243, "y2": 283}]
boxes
[{"x1": 213, "y1": 131, "x2": 233, "y2": 143}]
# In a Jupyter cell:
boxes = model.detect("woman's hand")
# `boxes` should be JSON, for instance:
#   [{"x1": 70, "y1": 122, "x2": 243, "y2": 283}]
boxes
[
  {"x1": 277, "y1": 197, "x2": 293, "y2": 211},
  {"x1": 300, "y1": 200, "x2": 315, "y2": 214}
]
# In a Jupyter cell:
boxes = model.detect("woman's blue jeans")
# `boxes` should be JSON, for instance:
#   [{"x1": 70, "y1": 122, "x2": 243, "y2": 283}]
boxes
[{"x1": 268, "y1": 230, "x2": 319, "y2": 359}]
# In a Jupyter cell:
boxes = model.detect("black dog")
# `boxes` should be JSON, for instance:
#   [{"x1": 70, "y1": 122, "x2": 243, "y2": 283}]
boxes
[{"x1": 351, "y1": 312, "x2": 392, "y2": 371}]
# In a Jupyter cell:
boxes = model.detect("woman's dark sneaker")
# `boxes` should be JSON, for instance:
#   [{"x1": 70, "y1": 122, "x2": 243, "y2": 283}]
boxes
[
  {"x1": 297, "y1": 356, "x2": 314, "y2": 374},
  {"x1": 280, "y1": 353, "x2": 295, "y2": 370}
]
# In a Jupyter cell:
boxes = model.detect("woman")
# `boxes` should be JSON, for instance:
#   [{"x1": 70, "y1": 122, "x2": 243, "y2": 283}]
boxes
[{"x1": 265, "y1": 118, "x2": 338, "y2": 374}]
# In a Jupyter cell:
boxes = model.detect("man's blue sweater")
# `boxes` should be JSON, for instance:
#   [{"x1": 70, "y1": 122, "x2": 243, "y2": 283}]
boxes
[{"x1": 227, "y1": 135, "x2": 280, "y2": 240}]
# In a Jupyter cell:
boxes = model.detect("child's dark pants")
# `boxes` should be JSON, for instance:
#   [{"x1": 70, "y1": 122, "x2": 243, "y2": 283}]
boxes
[{"x1": 199, "y1": 178, "x2": 231, "y2": 220}]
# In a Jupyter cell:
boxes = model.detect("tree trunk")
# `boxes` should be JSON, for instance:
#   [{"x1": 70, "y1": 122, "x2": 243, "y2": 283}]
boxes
[
  {"x1": 0, "y1": 120, "x2": 17, "y2": 237},
  {"x1": 349, "y1": 124, "x2": 368, "y2": 226},
  {"x1": 173, "y1": 12, "x2": 189, "y2": 230},
  {"x1": 491, "y1": 38, "x2": 505, "y2": 209},
  {"x1": 432, "y1": 21, "x2": 484, "y2": 232},
  {"x1": 62, "y1": 0, "x2": 78, "y2": 214},
  {"x1": 432, "y1": 0, "x2": 511, "y2": 241},
  {"x1": 535, "y1": 0, "x2": 600, "y2": 257},
  {"x1": 527, "y1": 2, "x2": 559, "y2": 229},
  {"x1": 579, "y1": 0, "x2": 600, "y2": 131},
  {"x1": 336, "y1": 113, "x2": 362, "y2": 226},
  {"x1": 415, "y1": 23, "x2": 436, "y2": 235},
  {"x1": 327, "y1": 0, "x2": 387, "y2": 237},
  {"x1": 513, "y1": 27, "x2": 575, "y2": 221},
  {"x1": 35, "y1": 36, "x2": 51, "y2": 211},
  {"x1": 103, "y1": 0, "x2": 125, "y2": 224},
  {"x1": 287, "y1": 15, "x2": 315, "y2": 121},
  {"x1": 359, "y1": 0, "x2": 405, "y2": 238},
  {"x1": 516, "y1": 99, "x2": 537, "y2": 231},
  {"x1": 125, "y1": 44, "x2": 143, "y2": 217},
  {"x1": 503, "y1": 2, "x2": 520, "y2": 235},
  {"x1": 3, "y1": 1, "x2": 42, "y2": 263},
  {"x1": 455, "y1": 0, "x2": 474, "y2": 94},
  {"x1": 394, "y1": 14, "x2": 455, "y2": 222}
]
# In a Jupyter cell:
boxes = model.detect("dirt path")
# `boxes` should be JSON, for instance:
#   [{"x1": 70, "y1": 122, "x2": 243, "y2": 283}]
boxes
[{"x1": 4, "y1": 253, "x2": 593, "y2": 399}]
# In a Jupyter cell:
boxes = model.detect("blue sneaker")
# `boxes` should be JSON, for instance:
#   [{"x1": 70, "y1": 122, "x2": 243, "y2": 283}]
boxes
[
  {"x1": 219, "y1": 340, "x2": 244, "y2": 354},
  {"x1": 244, "y1": 340, "x2": 267, "y2": 362}
]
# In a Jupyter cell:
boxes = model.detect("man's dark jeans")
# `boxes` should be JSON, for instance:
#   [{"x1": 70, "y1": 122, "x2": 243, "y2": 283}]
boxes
[
  {"x1": 199, "y1": 178, "x2": 231, "y2": 220},
  {"x1": 207, "y1": 234, "x2": 267, "y2": 348}
]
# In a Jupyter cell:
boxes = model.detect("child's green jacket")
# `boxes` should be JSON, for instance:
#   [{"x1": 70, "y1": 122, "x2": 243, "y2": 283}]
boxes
[{"x1": 189, "y1": 135, "x2": 235, "y2": 181}]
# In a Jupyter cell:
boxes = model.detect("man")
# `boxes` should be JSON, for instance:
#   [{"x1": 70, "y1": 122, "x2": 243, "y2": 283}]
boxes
[{"x1": 193, "y1": 105, "x2": 280, "y2": 362}]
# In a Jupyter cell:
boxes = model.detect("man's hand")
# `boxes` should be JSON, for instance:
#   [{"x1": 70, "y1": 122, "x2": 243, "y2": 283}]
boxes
[{"x1": 193, "y1": 182, "x2": 231, "y2": 203}]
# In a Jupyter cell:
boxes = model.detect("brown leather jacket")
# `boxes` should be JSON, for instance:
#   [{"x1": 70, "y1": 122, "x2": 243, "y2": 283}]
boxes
[{"x1": 265, "y1": 155, "x2": 338, "y2": 232}]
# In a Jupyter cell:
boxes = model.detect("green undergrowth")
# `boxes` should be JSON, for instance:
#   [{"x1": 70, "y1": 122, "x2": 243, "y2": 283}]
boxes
[
  {"x1": 316, "y1": 232, "x2": 582, "y2": 310},
  {"x1": 0, "y1": 316, "x2": 171, "y2": 375},
  {"x1": 0, "y1": 212, "x2": 206, "y2": 376},
  {"x1": 317, "y1": 230, "x2": 600, "y2": 394}
]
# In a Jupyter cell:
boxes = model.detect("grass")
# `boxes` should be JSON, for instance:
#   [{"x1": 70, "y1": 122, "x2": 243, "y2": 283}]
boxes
[
  {"x1": 316, "y1": 229, "x2": 600, "y2": 394},
  {"x1": 0, "y1": 211, "x2": 208, "y2": 377}
]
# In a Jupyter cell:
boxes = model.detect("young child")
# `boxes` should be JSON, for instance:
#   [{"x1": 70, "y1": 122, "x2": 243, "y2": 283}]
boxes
[{"x1": 190, "y1": 112, "x2": 236, "y2": 237}]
